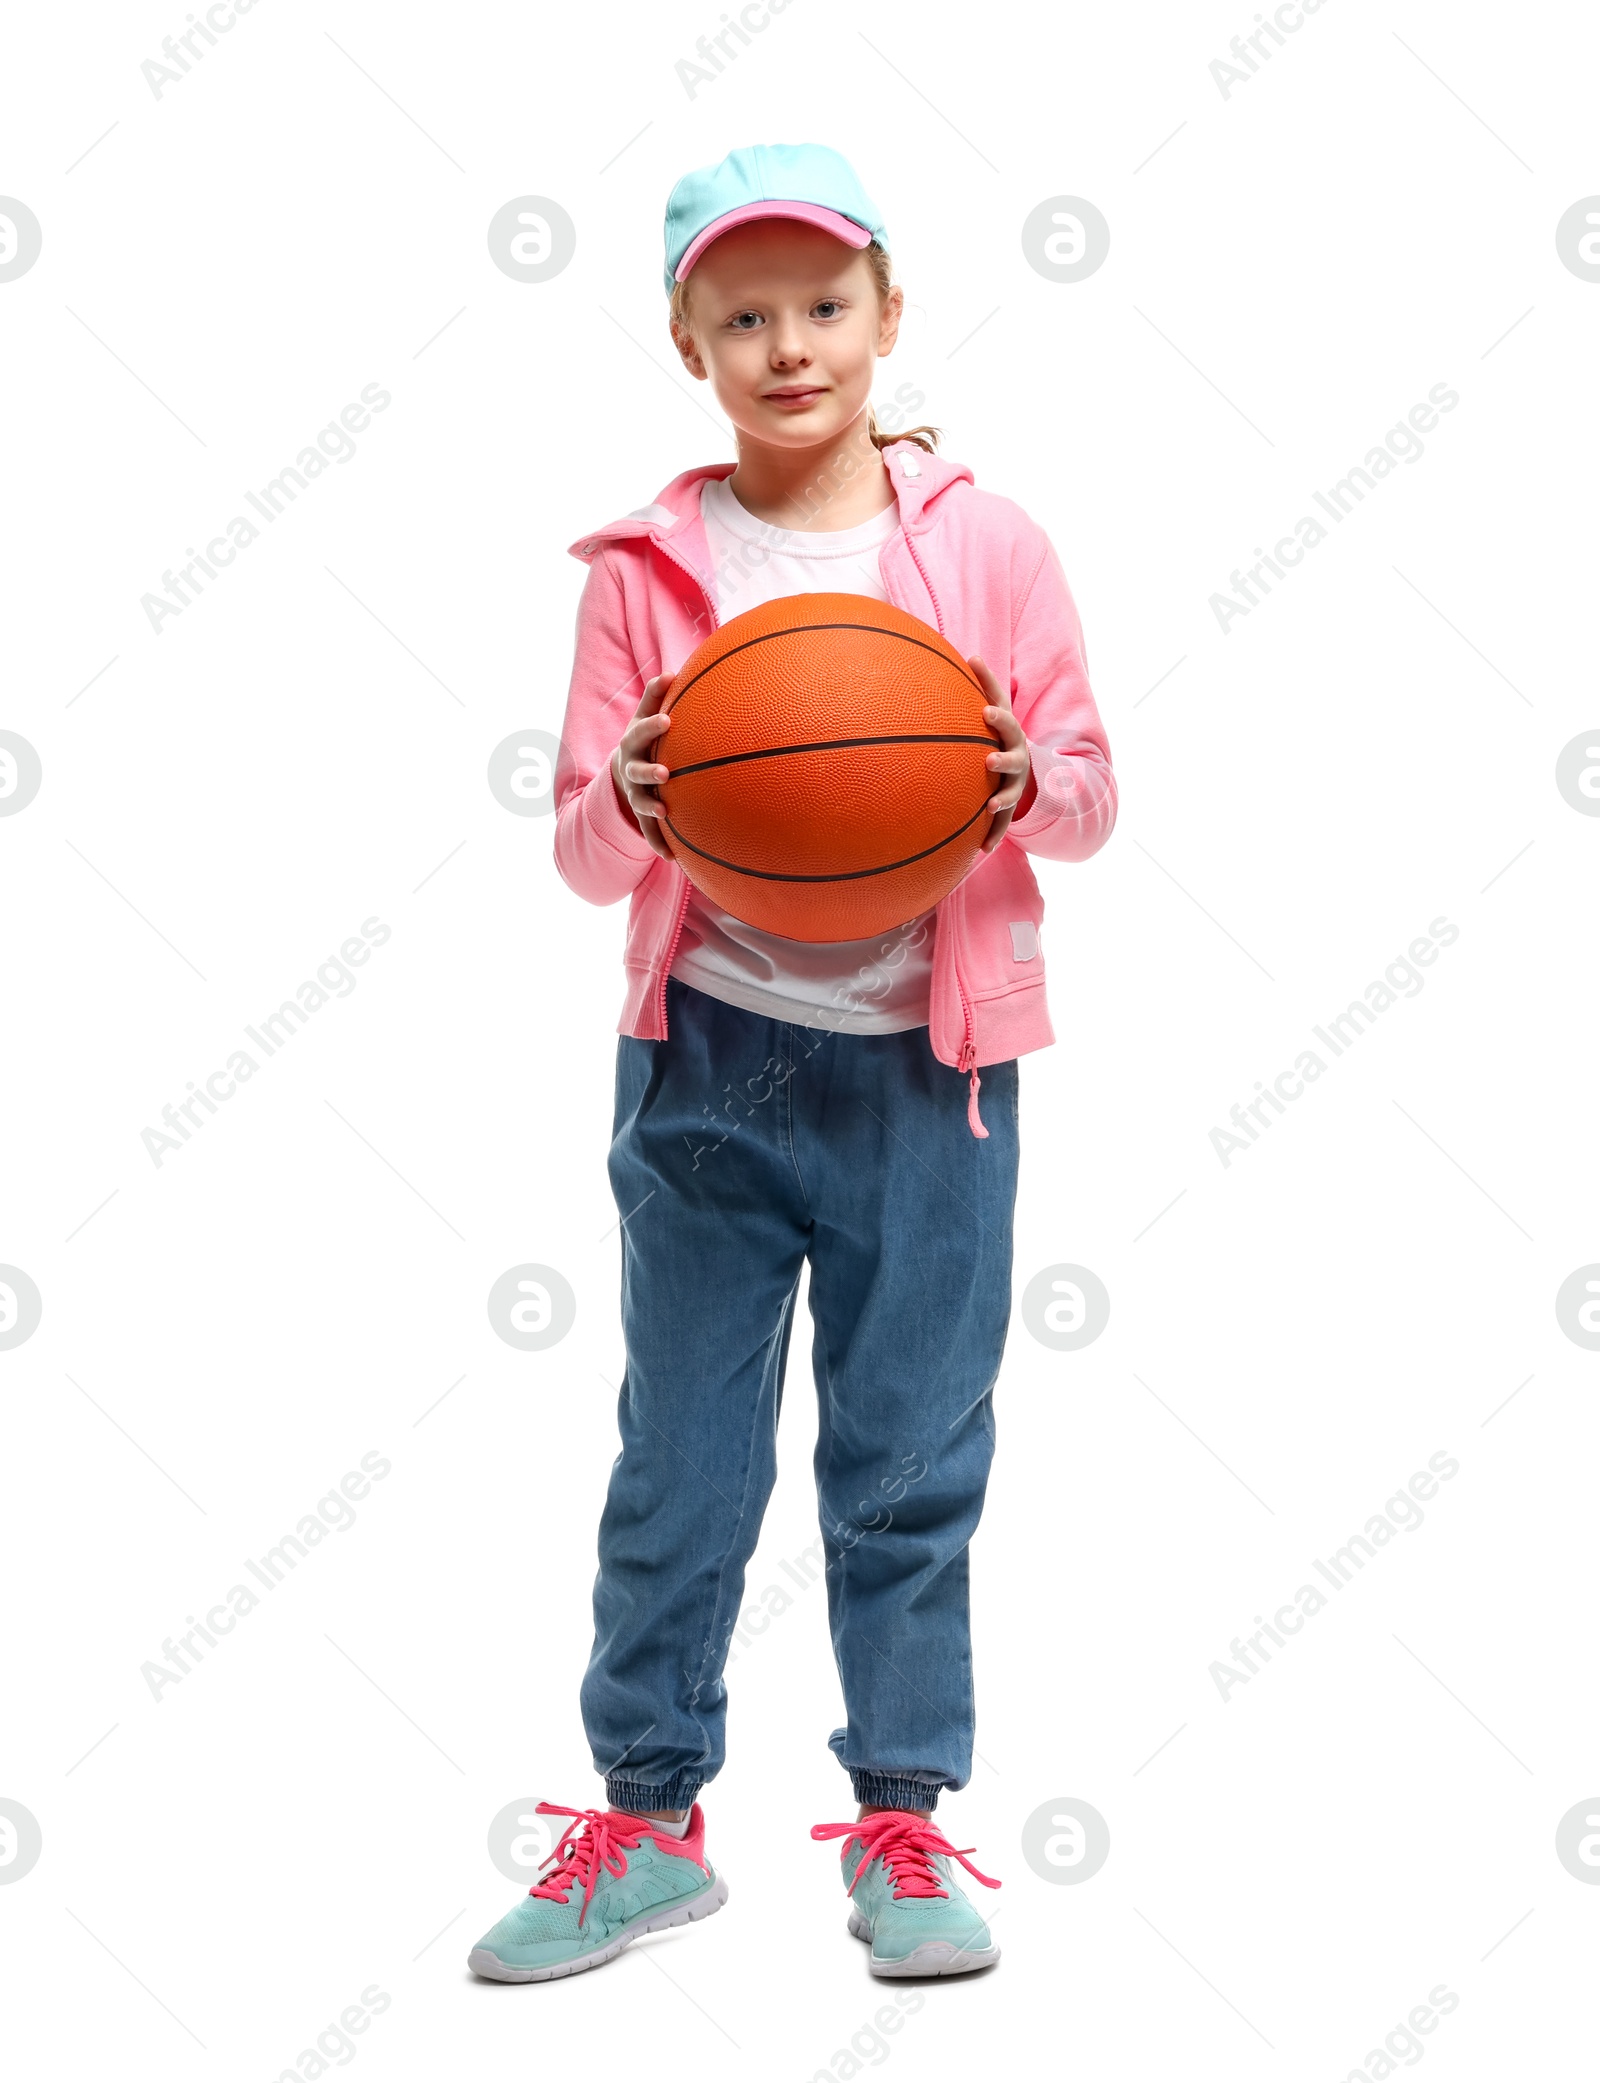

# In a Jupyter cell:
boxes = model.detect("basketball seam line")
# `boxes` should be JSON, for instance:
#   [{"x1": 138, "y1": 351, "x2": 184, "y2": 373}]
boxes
[
  {"x1": 667, "y1": 732, "x2": 997, "y2": 779},
  {"x1": 665, "y1": 621, "x2": 981, "y2": 710},
  {"x1": 662, "y1": 794, "x2": 993, "y2": 884}
]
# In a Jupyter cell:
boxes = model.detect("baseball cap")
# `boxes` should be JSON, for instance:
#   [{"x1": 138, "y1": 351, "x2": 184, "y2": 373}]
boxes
[{"x1": 663, "y1": 143, "x2": 887, "y2": 294}]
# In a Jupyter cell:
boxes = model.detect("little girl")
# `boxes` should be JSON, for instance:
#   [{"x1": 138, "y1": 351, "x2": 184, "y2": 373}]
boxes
[{"x1": 469, "y1": 142, "x2": 1116, "y2": 1985}]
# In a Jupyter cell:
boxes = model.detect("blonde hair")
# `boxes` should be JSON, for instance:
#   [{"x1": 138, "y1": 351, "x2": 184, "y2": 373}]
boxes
[{"x1": 669, "y1": 240, "x2": 941, "y2": 455}]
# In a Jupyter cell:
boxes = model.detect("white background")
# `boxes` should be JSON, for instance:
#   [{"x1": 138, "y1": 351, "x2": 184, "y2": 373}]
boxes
[{"x1": 3, "y1": 0, "x2": 1598, "y2": 2076}]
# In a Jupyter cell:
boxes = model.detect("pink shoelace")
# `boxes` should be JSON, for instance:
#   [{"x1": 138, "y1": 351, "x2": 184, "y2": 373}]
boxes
[
  {"x1": 810, "y1": 1810, "x2": 1001, "y2": 1901},
  {"x1": 527, "y1": 1804, "x2": 653, "y2": 1928}
]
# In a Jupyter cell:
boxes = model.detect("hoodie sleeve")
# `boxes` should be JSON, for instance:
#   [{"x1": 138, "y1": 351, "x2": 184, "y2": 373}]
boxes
[
  {"x1": 1002, "y1": 531, "x2": 1117, "y2": 863},
  {"x1": 551, "y1": 549, "x2": 664, "y2": 906}
]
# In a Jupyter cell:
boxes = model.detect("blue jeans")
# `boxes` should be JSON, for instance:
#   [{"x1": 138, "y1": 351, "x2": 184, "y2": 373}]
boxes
[{"x1": 581, "y1": 979, "x2": 1019, "y2": 1814}]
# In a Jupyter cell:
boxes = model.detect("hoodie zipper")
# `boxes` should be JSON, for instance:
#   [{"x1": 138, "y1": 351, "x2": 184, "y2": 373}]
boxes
[
  {"x1": 902, "y1": 525, "x2": 947, "y2": 639},
  {"x1": 951, "y1": 891, "x2": 988, "y2": 1140},
  {"x1": 902, "y1": 513, "x2": 987, "y2": 1139},
  {"x1": 645, "y1": 533, "x2": 720, "y2": 1040}
]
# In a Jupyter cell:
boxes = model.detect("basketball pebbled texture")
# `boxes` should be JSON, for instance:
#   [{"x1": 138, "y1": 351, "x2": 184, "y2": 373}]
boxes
[{"x1": 657, "y1": 593, "x2": 1000, "y2": 942}]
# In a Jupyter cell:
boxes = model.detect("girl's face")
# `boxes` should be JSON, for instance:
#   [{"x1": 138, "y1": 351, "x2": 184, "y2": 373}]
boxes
[{"x1": 672, "y1": 219, "x2": 902, "y2": 448}]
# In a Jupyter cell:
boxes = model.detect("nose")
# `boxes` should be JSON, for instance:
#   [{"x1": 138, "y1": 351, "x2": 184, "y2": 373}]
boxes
[{"x1": 768, "y1": 321, "x2": 811, "y2": 371}]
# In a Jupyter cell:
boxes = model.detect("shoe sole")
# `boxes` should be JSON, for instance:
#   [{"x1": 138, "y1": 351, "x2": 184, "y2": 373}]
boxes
[
  {"x1": 468, "y1": 1869, "x2": 729, "y2": 1983},
  {"x1": 847, "y1": 1905, "x2": 1000, "y2": 1977}
]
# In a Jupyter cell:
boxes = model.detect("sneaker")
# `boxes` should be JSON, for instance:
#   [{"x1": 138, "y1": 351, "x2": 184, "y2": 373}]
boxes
[
  {"x1": 468, "y1": 1802, "x2": 727, "y2": 1983},
  {"x1": 811, "y1": 1810, "x2": 1000, "y2": 1977}
]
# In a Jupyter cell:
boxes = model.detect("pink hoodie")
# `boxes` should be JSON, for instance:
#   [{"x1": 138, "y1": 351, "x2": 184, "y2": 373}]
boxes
[{"x1": 553, "y1": 439, "x2": 1117, "y2": 1134}]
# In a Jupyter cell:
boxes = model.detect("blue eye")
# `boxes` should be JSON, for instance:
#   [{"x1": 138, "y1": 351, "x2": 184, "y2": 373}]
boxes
[
  {"x1": 728, "y1": 311, "x2": 762, "y2": 331},
  {"x1": 814, "y1": 300, "x2": 842, "y2": 318}
]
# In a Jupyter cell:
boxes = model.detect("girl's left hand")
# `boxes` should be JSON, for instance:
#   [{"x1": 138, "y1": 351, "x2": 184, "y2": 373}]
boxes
[{"x1": 970, "y1": 656, "x2": 1031, "y2": 853}]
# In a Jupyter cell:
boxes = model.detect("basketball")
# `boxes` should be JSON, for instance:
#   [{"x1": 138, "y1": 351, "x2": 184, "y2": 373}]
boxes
[{"x1": 656, "y1": 593, "x2": 1000, "y2": 942}]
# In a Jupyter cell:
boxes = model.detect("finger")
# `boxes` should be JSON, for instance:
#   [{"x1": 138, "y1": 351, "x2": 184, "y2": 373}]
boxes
[
  {"x1": 642, "y1": 789, "x2": 675, "y2": 856},
  {"x1": 981, "y1": 807, "x2": 1016, "y2": 854},
  {"x1": 629, "y1": 711, "x2": 672, "y2": 744},
  {"x1": 984, "y1": 745, "x2": 1028, "y2": 773},
  {"x1": 982, "y1": 702, "x2": 1024, "y2": 746},
  {"x1": 968, "y1": 655, "x2": 1009, "y2": 707},
  {"x1": 623, "y1": 758, "x2": 670, "y2": 785},
  {"x1": 636, "y1": 674, "x2": 671, "y2": 714},
  {"x1": 631, "y1": 800, "x2": 675, "y2": 859}
]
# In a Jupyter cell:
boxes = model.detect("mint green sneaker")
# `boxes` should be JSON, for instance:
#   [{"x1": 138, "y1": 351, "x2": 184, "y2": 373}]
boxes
[
  {"x1": 468, "y1": 1803, "x2": 727, "y2": 1982},
  {"x1": 811, "y1": 1810, "x2": 1000, "y2": 1976}
]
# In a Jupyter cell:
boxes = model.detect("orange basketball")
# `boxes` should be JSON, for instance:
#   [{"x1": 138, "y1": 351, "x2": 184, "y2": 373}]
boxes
[{"x1": 657, "y1": 593, "x2": 999, "y2": 942}]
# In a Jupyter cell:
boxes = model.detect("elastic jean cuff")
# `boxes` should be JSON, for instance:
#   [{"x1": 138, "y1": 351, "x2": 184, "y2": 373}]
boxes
[
  {"x1": 849, "y1": 1771, "x2": 946, "y2": 1813},
  {"x1": 605, "y1": 1773, "x2": 704, "y2": 1815}
]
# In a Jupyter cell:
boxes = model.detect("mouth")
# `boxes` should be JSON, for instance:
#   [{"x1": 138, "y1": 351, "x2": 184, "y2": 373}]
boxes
[{"x1": 762, "y1": 385, "x2": 828, "y2": 408}]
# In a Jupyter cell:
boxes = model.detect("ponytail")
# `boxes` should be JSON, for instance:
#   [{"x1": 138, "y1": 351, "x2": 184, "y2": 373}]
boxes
[{"x1": 866, "y1": 404, "x2": 941, "y2": 455}]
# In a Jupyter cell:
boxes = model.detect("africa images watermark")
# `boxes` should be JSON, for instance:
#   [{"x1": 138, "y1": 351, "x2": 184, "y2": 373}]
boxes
[
  {"x1": 725, "y1": 1455, "x2": 929, "y2": 1665},
  {"x1": 141, "y1": 0, "x2": 267, "y2": 99},
  {"x1": 140, "y1": 383, "x2": 391, "y2": 635},
  {"x1": 1210, "y1": 0, "x2": 1336, "y2": 99},
  {"x1": 683, "y1": 912, "x2": 933, "y2": 1171},
  {"x1": 271, "y1": 1983, "x2": 392, "y2": 2083},
  {"x1": 1210, "y1": 916, "x2": 1459, "y2": 1167},
  {"x1": 1209, "y1": 1451, "x2": 1459, "y2": 1703},
  {"x1": 141, "y1": 1452, "x2": 391, "y2": 1702},
  {"x1": 1209, "y1": 383, "x2": 1459, "y2": 634},
  {"x1": 802, "y1": 1987, "x2": 925, "y2": 2082},
  {"x1": 142, "y1": 916, "x2": 391, "y2": 1166},
  {"x1": 1338, "y1": 1983, "x2": 1460, "y2": 2082},
  {"x1": 675, "y1": 0, "x2": 800, "y2": 97}
]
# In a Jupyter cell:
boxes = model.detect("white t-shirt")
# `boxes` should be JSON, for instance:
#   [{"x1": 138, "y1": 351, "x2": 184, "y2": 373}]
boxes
[{"x1": 668, "y1": 474, "x2": 936, "y2": 1034}]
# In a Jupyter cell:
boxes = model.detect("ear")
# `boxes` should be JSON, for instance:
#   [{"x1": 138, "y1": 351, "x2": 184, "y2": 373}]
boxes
[
  {"x1": 670, "y1": 318, "x2": 707, "y2": 382},
  {"x1": 876, "y1": 283, "x2": 904, "y2": 357}
]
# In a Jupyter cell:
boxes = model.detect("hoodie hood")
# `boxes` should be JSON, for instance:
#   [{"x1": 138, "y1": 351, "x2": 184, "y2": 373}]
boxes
[{"x1": 568, "y1": 441, "x2": 976, "y2": 563}]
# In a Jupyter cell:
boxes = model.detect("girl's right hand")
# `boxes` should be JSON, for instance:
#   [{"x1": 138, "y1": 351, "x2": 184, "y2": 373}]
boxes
[{"x1": 610, "y1": 676, "x2": 675, "y2": 860}]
